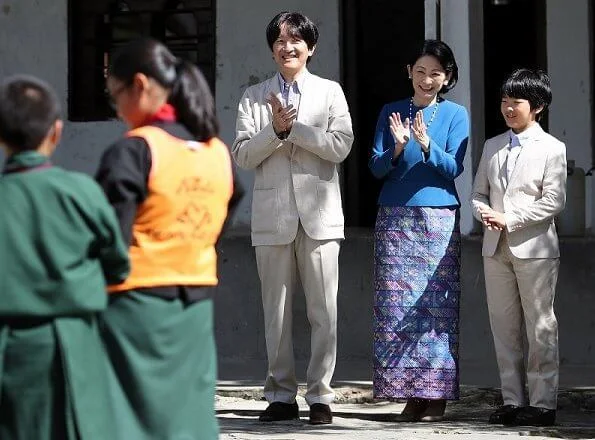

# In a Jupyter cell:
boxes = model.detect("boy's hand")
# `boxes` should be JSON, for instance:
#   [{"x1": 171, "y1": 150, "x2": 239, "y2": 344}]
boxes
[{"x1": 479, "y1": 206, "x2": 506, "y2": 230}]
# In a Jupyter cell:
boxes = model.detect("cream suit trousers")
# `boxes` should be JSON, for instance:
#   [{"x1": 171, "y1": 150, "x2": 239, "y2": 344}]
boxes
[
  {"x1": 255, "y1": 223, "x2": 340, "y2": 406},
  {"x1": 483, "y1": 233, "x2": 559, "y2": 409}
]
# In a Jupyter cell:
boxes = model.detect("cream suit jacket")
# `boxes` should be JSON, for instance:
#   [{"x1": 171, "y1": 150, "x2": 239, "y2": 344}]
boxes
[
  {"x1": 470, "y1": 125, "x2": 567, "y2": 258},
  {"x1": 232, "y1": 72, "x2": 354, "y2": 246}
]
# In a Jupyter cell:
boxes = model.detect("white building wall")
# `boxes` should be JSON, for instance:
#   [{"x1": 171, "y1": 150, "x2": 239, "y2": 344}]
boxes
[
  {"x1": 0, "y1": 0, "x2": 340, "y2": 228},
  {"x1": 546, "y1": 0, "x2": 594, "y2": 231},
  {"x1": 440, "y1": 0, "x2": 480, "y2": 235},
  {"x1": 441, "y1": 0, "x2": 594, "y2": 235},
  {"x1": 216, "y1": 0, "x2": 341, "y2": 228},
  {"x1": 2, "y1": 0, "x2": 591, "y2": 233},
  {"x1": 0, "y1": 0, "x2": 68, "y2": 112},
  {"x1": 0, "y1": 0, "x2": 129, "y2": 174},
  {"x1": 0, "y1": 0, "x2": 130, "y2": 173}
]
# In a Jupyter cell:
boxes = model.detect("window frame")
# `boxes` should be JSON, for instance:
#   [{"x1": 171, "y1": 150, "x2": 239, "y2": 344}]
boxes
[{"x1": 68, "y1": 0, "x2": 216, "y2": 122}]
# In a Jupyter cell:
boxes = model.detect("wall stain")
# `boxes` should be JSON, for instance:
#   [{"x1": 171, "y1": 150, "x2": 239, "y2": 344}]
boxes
[
  {"x1": 2, "y1": 4, "x2": 11, "y2": 15},
  {"x1": 240, "y1": 74, "x2": 261, "y2": 89}
]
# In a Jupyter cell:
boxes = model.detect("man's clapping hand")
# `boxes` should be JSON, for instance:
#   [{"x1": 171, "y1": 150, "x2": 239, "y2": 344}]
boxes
[{"x1": 267, "y1": 93, "x2": 297, "y2": 136}]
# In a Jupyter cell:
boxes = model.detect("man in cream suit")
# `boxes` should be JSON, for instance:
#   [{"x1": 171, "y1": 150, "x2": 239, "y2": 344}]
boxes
[
  {"x1": 231, "y1": 12, "x2": 353, "y2": 425},
  {"x1": 471, "y1": 69, "x2": 566, "y2": 427}
]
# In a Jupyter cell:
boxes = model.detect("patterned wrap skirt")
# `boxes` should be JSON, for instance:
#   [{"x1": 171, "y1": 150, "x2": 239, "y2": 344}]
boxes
[{"x1": 373, "y1": 206, "x2": 460, "y2": 400}]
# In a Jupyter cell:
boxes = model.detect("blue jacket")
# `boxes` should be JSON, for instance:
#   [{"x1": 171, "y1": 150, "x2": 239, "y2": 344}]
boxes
[{"x1": 369, "y1": 98, "x2": 469, "y2": 207}]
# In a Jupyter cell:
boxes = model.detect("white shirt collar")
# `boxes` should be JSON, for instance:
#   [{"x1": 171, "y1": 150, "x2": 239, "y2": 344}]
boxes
[{"x1": 509, "y1": 123, "x2": 542, "y2": 147}]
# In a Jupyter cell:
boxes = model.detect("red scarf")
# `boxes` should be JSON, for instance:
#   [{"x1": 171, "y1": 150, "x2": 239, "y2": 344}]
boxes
[{"x1": 144, "y1": 103, "x2": 177, "y2": 125}]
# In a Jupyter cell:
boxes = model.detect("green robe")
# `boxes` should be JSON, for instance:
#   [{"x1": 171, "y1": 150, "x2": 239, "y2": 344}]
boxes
[
  {"x1": 101, "y1": 292, "x2": 219, "y2": 440},
  {"x1": 0, "y1": 151, "x2": 130, "y2": 440}
]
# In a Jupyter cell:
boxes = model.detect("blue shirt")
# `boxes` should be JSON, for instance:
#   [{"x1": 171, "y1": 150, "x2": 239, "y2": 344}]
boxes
[
  {"x1": 369, "y1": 98, "x2": 469, "y2": 207},
  {"x1": 277, "y1": 71, "x2": 306, "y2": 110}
]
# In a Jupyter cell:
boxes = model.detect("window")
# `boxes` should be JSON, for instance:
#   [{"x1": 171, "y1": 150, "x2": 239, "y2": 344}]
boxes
[{"x1": 68, "y1": 0, "x2": 216, "y2": 121}]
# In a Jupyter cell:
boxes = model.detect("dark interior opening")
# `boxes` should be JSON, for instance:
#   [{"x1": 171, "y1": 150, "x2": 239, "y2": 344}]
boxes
[
  {"x1": 342, "y1": 0, "x2": 425, "y2": 227},
  {"x1": 483, "y1": 0, "x2": 547, "y2": 140}
]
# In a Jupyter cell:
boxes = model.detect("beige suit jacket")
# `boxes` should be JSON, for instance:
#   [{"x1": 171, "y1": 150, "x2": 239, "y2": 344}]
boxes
[
  {"x1": 470, "y1": 125, "x2": 566, "y2": 258},
  {"x1": 232, "y1": 71, "x2": 354, "y2": 246}
]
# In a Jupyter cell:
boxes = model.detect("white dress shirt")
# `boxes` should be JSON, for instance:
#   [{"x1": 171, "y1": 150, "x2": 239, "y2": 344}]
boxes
[
  {"x1": 506, "y1": 123, "x2": 542, "y2": 184},
  {"x1": 507, "y1": 134, "x2": 522, "y2": 183}
]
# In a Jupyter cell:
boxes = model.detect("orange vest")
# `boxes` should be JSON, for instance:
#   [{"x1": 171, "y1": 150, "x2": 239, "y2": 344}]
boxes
[{"x1": 109, "y1": 126, "x2": 233, "y2": 293}]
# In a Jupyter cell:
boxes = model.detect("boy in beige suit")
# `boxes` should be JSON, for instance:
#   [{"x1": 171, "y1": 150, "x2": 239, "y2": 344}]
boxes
[
  {"x1": 231, "y1": 11, "x2": 353, "y2": 425},
  {"x1": 471, "y1": 69, "x2": 566, "y2": 427}
]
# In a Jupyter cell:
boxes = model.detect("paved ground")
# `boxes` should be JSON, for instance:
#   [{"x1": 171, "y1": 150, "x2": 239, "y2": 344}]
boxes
[{"x1": 216, "y1": 383, "x2": 595, "y2": 439}]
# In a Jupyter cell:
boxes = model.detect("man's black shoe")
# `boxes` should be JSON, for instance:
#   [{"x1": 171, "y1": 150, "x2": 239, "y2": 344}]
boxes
[
  {"x1": 511, "y1": 406, "x2": 556, "y2": 427},
  {"x1": 309, "y1": 403, "x2": 333, "y2": 425},
  {"x1": 488, "y1": 405, "x2": 522, "y2": 425},
  {"x1": 259, "y1": 401, "x2": 299, "y2": 422}
]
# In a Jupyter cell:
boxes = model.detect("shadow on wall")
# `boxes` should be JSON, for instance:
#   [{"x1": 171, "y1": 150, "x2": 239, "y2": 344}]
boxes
[
  {"x1": 214, "y1": 230, "x2": 595, "y2": 388},
  {"x1": 0, "y1": 120, "x2": 127, "y2": 175}
]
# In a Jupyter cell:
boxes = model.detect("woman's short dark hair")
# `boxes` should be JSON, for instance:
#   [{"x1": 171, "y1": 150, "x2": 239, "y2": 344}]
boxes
[
  {"x1": 0, "y1": 75, "x2": 61, "y2": 152},
  {"x1": 501, "y1": 68, "x2": 552, "y2": 118},
  {"x1": 408, "y1": 39, "x2": 459, "y2": 93},
  {"x1": 108, "y1": 38, "x2": 219, "y2": 141},
  {"x1": 266, "y1": 12, "x2": 319, "y2": 51}
]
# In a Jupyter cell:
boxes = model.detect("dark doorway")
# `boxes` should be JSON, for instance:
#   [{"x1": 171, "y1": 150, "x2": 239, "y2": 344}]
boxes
[
  {"x1": 483, "y1": 0, "x2": 547, "y2": 139},
  {"x1": 591, "y1": 0, "x2": 595, "y2": 172},
  {"x1": 341, "y1": 1, "x2": 425, "y2": 227}
]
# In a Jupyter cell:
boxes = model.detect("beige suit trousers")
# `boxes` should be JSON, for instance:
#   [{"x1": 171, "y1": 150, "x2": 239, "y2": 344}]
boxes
[
  {"x1": 483, "y1": 233, "x2": 559, "y2": 409},
  {"x1": 255, "y1": 223, "x2": 340, "y2": 406}
]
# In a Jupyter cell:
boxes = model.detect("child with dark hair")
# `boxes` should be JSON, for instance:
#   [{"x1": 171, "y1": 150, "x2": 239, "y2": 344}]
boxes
[
  {"x1": 0, "y1": 75, "x2": 130, "y2": 440},
  {"x1": 471, "y1": 68, "x2": 566, "y2": 427},
  {"x1": 97, "y1": 38, "x2": 243, "y2": 439}
]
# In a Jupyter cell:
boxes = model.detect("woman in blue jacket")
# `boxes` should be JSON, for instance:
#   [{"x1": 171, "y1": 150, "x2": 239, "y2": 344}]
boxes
[{"x1": 369, "y1": 39, "x2": 469, "y2": 422}]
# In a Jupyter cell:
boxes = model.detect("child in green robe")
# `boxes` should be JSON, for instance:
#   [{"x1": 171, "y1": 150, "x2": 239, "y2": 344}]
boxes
[{"x1": 0, "y1": 75, "x2": 130, "y2": 440}]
